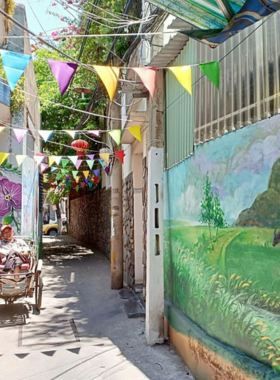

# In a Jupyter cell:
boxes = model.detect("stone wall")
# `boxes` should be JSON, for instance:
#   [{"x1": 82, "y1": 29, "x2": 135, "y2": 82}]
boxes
[
  {"x1": 142, "y1": 157, "x2": 148, "y2": 300},
  {"x1": 123, "y1": 172, "x2": 134, "y2": 287},
  {"x1": 68, "y1": 187, "x2": 111, "y2": 257}
]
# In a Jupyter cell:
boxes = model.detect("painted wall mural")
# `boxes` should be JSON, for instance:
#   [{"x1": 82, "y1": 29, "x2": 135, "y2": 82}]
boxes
[{"x1": 164, "y1": 116, "x2": 280, "y2": 372}]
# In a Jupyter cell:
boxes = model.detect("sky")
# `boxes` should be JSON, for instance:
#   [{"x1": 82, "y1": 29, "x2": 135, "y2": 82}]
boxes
[{"x1": 16, "y1": 0, "x2": 68, "y2": 35}]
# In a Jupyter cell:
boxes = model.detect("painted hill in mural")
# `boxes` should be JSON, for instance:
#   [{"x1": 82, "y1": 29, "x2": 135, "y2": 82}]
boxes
[{"x1": 235, "y1": 158, "x2": 280, "y2": 228}]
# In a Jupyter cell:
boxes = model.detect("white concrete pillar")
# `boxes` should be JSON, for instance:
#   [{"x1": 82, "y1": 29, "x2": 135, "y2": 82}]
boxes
[{"x1": 146, "y1": 147, "x2": 164, "y2": 345}]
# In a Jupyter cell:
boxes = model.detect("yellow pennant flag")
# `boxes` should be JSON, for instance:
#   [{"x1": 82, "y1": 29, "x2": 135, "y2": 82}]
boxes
[
  {"x1": 15, "y1": 154, "x2": 26, "y2": 167},
  {"x1": 0, "y1": 127, "x2": 5, "y2": 133},
  {"x1": 75, "y1": 176, "x2": 80, "y2": 182},
  {"x1": 168, "y1": 66, "x2": 192, "y2": 95},
  {"x1": 48, "y1": 156, "x2": 55, "y2": 166},
  {"x1": 93, "y1": 66, "x2": 120, "y2": 101},
  {"x1": 83, "y1": 170, "x2": 89, "y2": 179},
  {"x1": 128, "y1": 126, "x2": 142, "y2": 142},
  {"x1": 0, "y1": 152, "x2": 9, "y2": 166},
  {"x1": 100, "y1": 152, "x2": 110, "y2": 164}
]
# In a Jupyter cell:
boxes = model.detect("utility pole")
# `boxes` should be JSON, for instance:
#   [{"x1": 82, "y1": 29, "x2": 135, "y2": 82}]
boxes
[{"x1": 110, "y1": 100, "x2": 123, "y2": 289}]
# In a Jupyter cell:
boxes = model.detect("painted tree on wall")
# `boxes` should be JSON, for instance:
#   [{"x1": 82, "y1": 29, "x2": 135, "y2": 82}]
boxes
[{"x1": 200, "y1": 173, "x2": 227, "y2": 247}]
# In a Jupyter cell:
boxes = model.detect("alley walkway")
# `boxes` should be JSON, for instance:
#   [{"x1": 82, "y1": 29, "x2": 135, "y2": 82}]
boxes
[{"x1": 0, "y1": 235, "x2": 193, "y2": 380}]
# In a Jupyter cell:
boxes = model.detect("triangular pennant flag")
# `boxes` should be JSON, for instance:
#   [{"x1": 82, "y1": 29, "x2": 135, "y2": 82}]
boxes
[
  {"x1": 72, "y1": 170, "x2": 79, "y2": 178},
  {"x1": 0, "y1": 153, "x2": 9, "y2": 166},
  {"x1": 94, "y1": 177, "x2": 98, "y2": 184},
  {"x1": 40, "y1": 163, "x2": 49, "y2": 173},
  {"x1": 75, "y1": 159, "x2": 82, "y2": 170},
  {"x1": 199, "y1": 61, "x2": 220, "y2": 89},
  {"x1": 98, "y1": 159, "x2": 105, "y2": 169},
  {"x1": 83, "y1": 170, "x2": 89, "y2": 179},
  {"x1": 15, "y1": 154, "x2": 26, "y2": 167},
  {"x1": 47, "y1": 59, "x2": 78, "y2": 95},
  {"x1": 86, "y1": 160, "x2": 94, "y2": 169},
  {"x1": 61, "y1": 169, "x2": 67, "y2": 175},
  {"x1": 53, "y1": 156, "x2": 62, "y2": 165},
  {"x1": 93, "y1": 169, "x2": 100, "y2": 177},
  {"x1": 51, "y1": 166, "x2": 58, "y2": 172},
  {"x1": 133, "y1": 67, "x2": 156, "y2": 97},
  {"x1": 34, "y1": 155, "x2": 44, "y2": 165},
  {"x1": 105, "y1": 166, "x2": 110, "y2": 175},
  {"x1": 1, "y1": 50, "x2": 32, "y2": 91},
  {"x1": 64, "y1": 130, "x2": 76, "y2": 139},
  {"x1": 86, "y1": 154, "x2": 94, "y2": 160},
  {"x1": 168, "y1": 66, "x2": 192, "y2": 95},
  {"x1": 0, "y1": 127, "x2": 5, "y2": 134},
  {"x1": 13, "y1": 128, "x2": 27, "y2": 143},
  {"x1": 93, "y1": 66, "x2": 120, "y2": 101},
  {"x1": 41, "y1": 350, "x2": 56, "y2": 357},
  {"x1": 81, "y1": 182, "x2": 86, "y2": 189},
  {"x1": 38, "y1": 130, "x2": 53, "y2": 142},
  {"x1": 89, "y1": 182, "x2": 93, "y2": 188},
  {"x1": 48, "y1": 156, "x2": 55, "y2": 166},
  {"x1": 100, "y1": 153, "x2": 110, "y2": 164},
  {"x1": 108, "y1": 129, "x2": 121, "y2": 146},
  {"x1": 75, "y1": 185, "x2": 79, "y2": 192},
  {"x1": 68, "y1": 156, "x2": 78, "y2": 166},
  {"x1": 115, "y1": 150, "x2": 124, "y2": 163},
  {"x1": 85, "y1": 177, "x2": 89, "y2": 184},
  {"x1": 66, "y1": 180, "x2": 69, "y2": 186},
  {"x1": 61, "y1": 159, "x2": 69, "y2": 168},
  {"x1": 86, "y1": 130, "x2": 100, "y2": 137},
  {"x1": 128, "y1": 126, "x2": 142, "y2": 142},
  {"x1": 75, "y1": 176, "x2": 80, "y2": 182}
]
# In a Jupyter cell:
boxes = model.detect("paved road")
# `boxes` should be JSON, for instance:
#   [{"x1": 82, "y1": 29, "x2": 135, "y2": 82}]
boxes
[{"x1": 0, "y1": 236, "x2": 193, "y2": 380}]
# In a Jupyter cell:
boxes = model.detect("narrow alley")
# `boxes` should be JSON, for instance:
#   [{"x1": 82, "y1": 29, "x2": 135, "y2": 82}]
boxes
[{"x1": 0, "y1": 236, "x2": 193, "y2": 380}]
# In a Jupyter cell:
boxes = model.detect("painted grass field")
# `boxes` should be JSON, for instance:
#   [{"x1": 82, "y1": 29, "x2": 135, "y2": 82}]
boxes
[{"x1": 164, "y1": 221, "x2": 280, "y2": 372}]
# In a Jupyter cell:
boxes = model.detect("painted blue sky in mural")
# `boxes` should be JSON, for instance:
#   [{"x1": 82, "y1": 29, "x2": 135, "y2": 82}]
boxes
[{"x1": 164, "y1": 116, "x2": 280, "y2": 225}]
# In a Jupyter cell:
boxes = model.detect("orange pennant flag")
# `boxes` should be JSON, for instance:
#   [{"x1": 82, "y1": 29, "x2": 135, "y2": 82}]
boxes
[
  {"x1": 93, "y1": 66, "x2": 120, "y2": 101},
  {"x1": 133, "y1": 67, "x2": 156, "y2": 97},
  {"x1": 128, "y1": 126, "x2": 142, "y2": 142},
  {"x1": 115, "y1": 150, "x2": 124, "y2": 163}
]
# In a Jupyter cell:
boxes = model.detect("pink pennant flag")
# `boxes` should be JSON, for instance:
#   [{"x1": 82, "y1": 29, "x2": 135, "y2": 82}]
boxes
[
  {"x1": 81, "y1": 182, "x2": 86, "y2": 189},
  {"x1": 86, "y1": 154, "x2": 94, "y2": 160},
  {"x1": 13, "y1": 128, "x2": 27, "y2": 143},
  {"x1": 133, "y1": 67, "x2": 156, "y2": 97},
  {"x1": 75, "y1": 159, "x2": 82, "y2": 170},
  {"x1": 40, "y1": 163, "x2": 49, "y2": 173},
  {"x1": 47, "y1": 59, "x2": 78, "y2": 95}
]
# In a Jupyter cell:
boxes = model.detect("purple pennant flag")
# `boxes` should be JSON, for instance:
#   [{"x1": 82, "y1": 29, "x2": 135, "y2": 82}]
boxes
[
  {"x1": 105, "y1": 166, "x2": 110, "y2": 175},
  {"x1": 85, "y1": 177, "x2": 89, "y2": 184},
  {"x1": 86, "y1": 154, "x2": 94, "y2": 160},
  {"x1": 47, "y1": 59, "x2": 78, "y2": 95},
  {"x1": 93, "y1": 169, "x2": 100, "y2": 177}
]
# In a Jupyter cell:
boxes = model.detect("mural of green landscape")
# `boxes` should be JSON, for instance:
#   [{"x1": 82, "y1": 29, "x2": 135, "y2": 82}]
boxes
[{"x1": 164, "y1": 118, "x2": 280, "y2": 372}]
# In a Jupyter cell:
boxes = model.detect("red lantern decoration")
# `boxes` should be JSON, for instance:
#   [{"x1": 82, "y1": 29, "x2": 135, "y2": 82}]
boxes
[{"x1": 71, "y1": 139, "x2": 89, "y2": 156}]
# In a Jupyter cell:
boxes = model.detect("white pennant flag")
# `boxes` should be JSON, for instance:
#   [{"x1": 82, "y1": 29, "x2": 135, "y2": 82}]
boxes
[
  {"x1": 15, "y1": 154, "x2": 26, "y2": 167},
  {"x1": 68, "y1": 156, "x2": 78, "y2": 166},
  {"x1": 86, "y1": 130, "x2": 100, "y2": 137},
  {"x1": 34, "y1": 155, "x2": 45, "y2": 165},
  {"x1": 38, "y1": 130, "x2": 53, "y2": 142},
  {"x1": 64, "y1": 130, "x2": 76, "y2": 139},
  {"x1": 53, "y1": 156, "x2": 62, "y2": 165}
]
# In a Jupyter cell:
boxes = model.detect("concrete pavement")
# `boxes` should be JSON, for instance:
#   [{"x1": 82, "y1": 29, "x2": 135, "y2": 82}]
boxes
[{"x1": 0, "y1": 235, "x2": 193, "y2": 380}]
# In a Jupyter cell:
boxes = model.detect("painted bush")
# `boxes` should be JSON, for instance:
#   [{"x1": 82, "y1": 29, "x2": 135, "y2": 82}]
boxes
[{"x1": 164, "y1": 116, "x2": 280, "y2": 371}]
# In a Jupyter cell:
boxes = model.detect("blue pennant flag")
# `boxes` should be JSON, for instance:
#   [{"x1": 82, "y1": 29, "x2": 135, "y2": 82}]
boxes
[
  {"x1": 1, "y1": 50, "x2": 32, "y2": 91},
  {"x1": 51, "y1": 166, "x2": 58, "y2": 172},
  {"x1": 98, "y1": 159, "x2": 105, "y2": 170},
  {"x1": 89, "y1": 182, "x2": 93, "y2": 189},
  {"x1": 93, "y1": 169, "x2": 100, "y2": 177}
]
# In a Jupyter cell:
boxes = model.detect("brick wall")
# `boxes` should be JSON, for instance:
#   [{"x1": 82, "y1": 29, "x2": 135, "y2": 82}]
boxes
[{"x1": 68, "y1": 187, "x2": 111, "y2": 257}]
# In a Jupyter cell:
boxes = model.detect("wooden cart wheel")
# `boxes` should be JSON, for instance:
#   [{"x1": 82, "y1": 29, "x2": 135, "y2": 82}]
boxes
[{"x1": 35, "y1": 273, "x2": 43, "y2": 311}]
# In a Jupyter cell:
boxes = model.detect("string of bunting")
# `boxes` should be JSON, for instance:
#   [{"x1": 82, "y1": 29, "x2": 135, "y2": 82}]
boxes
[{"x1": 0, "y1": 49, "x2": 220, "y2": 99}]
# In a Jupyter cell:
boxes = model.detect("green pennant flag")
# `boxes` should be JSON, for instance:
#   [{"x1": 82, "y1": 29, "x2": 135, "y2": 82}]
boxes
[
  {"x1": 198, "y1": 61, "x2": 219, "y2": 89},
  {"x1": 86, "y1": 160, "x2": 94, "y2": 169},
  {"x1": 61, "y1": 158, "x2": 69, "y2": 168},
  {"x1": 61, "y1": 169, "x2": 67, "y2": 175},
  {"x1": 108, "y1": 129, "x2": 121, "y2": 146},
  {"x1": 72, "y1": 170, "x2": 79, "y2": 178}
]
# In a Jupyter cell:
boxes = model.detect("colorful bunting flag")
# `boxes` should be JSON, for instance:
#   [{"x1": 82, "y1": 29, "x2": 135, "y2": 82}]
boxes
[
  {"x1": 1, "y1": 50, "x2": 32, "y2": 91},
  {"x1": 40, "y1": 163, "x2": 49, "y2": 173},
  {"x1": 81, "y1": 182, "x2": 86, "y2": 189},
  {"x1": 89, "y1": 182, "x2": 93, "y2": 188},
  {"x1": 15, "y1": 154, "x2": 26, "y2": 167},
  {"x1": 0, "y1": 153, "x2": 9, "y2": 166},
  {"x1": 38, "y1": 130, "x2": 53, "y2": 142},
  {"x1": 93, "y1": 66, "x2": 120, "y2": 101},
  {"x1": 105, "y1": 166, "x2": 110, "y2": 175},
  {"x1": 128, "y1": 126, "x2": 142, "y2": 142},
  {"x1": 34, "y1": 155, "x2": 45, "y2": 165},
  {"x1": 13, "y1": 128, "x2": 27, "y2": 143},
  {"x1": 108, "y1": 129, "x2": 121, "y2": 146},
  {"x1": 53, "y1": 156, "x2": 62, "y2": 165},
  {"x1": 86, "y1": 130, "x2": 100, "y2": 137},
  {"x1": 100, "y1": 152, "x2": 110, "y2": 164},
  {"x1": 93, "y1": 169, "x2": 100, "y2": 177},
  {"x1": 94, "y1": 177, "x2": 98, "y2": 184},
  {"x1": 68, "y1": 156, "x2": 78, "y2": 166},
  {"x1": 86, "y1": 160, "x2": 94, "y2": 169},
  {"x1": 75, "y1": 159, "x2": 82, "y2": 170},
  {"x1": 85, "y1": 177, "x2": 89, "y2": 184},
  {"x1": 51, "y1": 166, "x2": 58, "y2": 172},
  {"x1": 47, "y1": 59, "x2": 78, "y2": 95},
  {"x1": 168, "y1": 66, "x2": 192, "y2": 95},
  {"x1": 64, "y1": 130, "x2": 76, "y2": 139},
  {"x1": 61, "y1": 158, "x2": 69, "y2": 168},
  {"x1": 86, "y1": 154, "x2": 94, "y2": 160},
  {"x1": 83, "y1": 170, "x2": 89, "y2": 179},
  {"x1": 72, "y1": 170, "x2": 79, "y2": 178},
  {"x1": 98, "y1": 159, "x2": 105, "y2": 169},
  {"x1": 199, "y1": 61, "x2": 220, "y2": 89},
  {"x1": 0, "y1": 127, "x2": 5, "y2": 134},
  {"x1": 115, "y1": 150, "x2": 124, "y2": 163},
  {"x1": 133, "y1": 67, "x2": 156, "y2": 97},
  {"x1": 48, "y1": 156, "x2": 55, "y2": 166}
]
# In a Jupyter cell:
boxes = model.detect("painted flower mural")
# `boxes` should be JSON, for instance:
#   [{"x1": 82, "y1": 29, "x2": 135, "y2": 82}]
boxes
[{"x1": 0, "y1": 176, "x2": 22, "y2": 232}]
